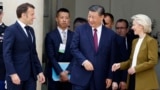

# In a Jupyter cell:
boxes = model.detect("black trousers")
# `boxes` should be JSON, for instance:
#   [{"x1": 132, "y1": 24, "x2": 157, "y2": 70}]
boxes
[
  {"x1": 128, "y1": 74, "x2": 135, "y2": 90},
  {"x1": 72, "y1": 74, "x2": 98, "y2": 90},
  {"x1": 7, "y1": 76, "x2": 36, "y2": 90},
  {"x1": 48, "y1": 77, "x2": 72, "y2": 90}
]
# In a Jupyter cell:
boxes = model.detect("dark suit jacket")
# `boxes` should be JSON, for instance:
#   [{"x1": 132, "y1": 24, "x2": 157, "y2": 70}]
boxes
[
  {"x1": 0, "y1": 23, "x2": 7, "y2": 80},
  {"x1": 3, "y1": 22, "x2": 42, "y2": 81},
  {"x1": 126, "y1": 29, "x2": 138, "y2": 57},
  {"x1": 113, "y1": 35, "x2": 128, "y2": 83},
  {"x1": 113, "y1": 33, "x2": 137, "y2": 84},
  {"x1": 45, "y1": 29, "x2": 74, "y2": 78},
  {"x1": 70, "y1": 24, "x2": 117, "y2": 90}
]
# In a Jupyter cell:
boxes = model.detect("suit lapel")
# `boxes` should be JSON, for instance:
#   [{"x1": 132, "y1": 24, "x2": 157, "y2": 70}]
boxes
[
  {"x1": 55, "y1": 29, "x2": 63, "y2": 43},
  {"x1": 86, "y1": 25, "x2": 95, "y2": 52},
  {"x1": 137, "y1": 35, "x2": 148, "y2": 57},
  {"x1": 97, "y1": 26, "x2": 105, "y2": 53},
  {"x1": 131, "y1": 35, "x2": 147, "y2": 65},
  {"x1": 15, "y1": 22, "x2": 32, "y2": 46},
  {"x1": 66, "y1": 30, "x2": 71, "y2": 48}
]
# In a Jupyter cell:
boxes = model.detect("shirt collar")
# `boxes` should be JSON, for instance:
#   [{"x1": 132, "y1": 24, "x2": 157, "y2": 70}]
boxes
[
  {"x1": 92, "y1": 24, "x2": 102, "y2": 33},
  {"x1": 17, "y1": 20, "x2": 26, "y2": 28},
  {"x1": 57, "y1": 26, "x2": 68, "y2": 33},
  {"x1": 0, "y1": 22, "x2": 2, "y2": 25}
]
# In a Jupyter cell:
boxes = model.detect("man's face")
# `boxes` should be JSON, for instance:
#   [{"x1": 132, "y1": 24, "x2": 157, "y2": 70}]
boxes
[
  {"x1": 115, "y1": 22, "x2": 128, "y2": 37},
  {"x1": 23, "y1": 7, "x2": 35, "y2": 25},
  {"x1": 104, "y1": 16, "x2": 113, "y2": 29},
  {"x1": 87, "y1": 11, "x2": 104, "y2": 28},
  {"x1": 56, "y1": 12, "x2": 70, "y2": 30}
]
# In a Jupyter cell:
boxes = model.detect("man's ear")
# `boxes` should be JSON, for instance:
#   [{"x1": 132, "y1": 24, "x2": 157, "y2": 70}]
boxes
[{"x1": 22, "y1": 13, "x2": 27, "y2": 18}]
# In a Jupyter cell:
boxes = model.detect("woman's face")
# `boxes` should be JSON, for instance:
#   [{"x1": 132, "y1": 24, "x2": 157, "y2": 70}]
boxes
[{"x1": 131, "y1": 20, "x2": 144, "y2": 35}]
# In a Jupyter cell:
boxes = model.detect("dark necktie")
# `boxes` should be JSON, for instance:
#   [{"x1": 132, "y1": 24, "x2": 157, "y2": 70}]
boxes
[
  {"x1": 25, "y1": 26, "x2": 32, "y2": 42},
  {"x1": 93, "y1": 29, "x2": 98, "y2": 52}
]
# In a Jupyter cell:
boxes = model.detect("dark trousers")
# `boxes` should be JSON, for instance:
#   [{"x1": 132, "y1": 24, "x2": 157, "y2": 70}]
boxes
[
  {"x1": 48, "y1": 77, "x2": 72, "y2": 90},
  {"x1": 0, "y1": 80, "x2": 6, "y2": 90},
  {"x1": 72, "y1": 75, "x2": 96, "y2": 90},
  {"x1": 128, "y1": 74, "x2": 135, "y2": 90},
  {"x1": 6, "y1": 77, "x2": 36, "y2": 90}
]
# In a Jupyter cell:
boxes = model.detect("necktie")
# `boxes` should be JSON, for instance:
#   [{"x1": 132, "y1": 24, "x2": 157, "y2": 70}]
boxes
[
  {"x1": 25, "y1": 26, "x2": 32, "y2": 42},
  {"x1": 125, "y1": 38, "x2": 128, "y2": 50},
  {"x1": 62, "y1": 31, "x2": 67, "y2": 44},
  {"x1": 93, "y1": 29, "x2": 98, "y2": 52}
]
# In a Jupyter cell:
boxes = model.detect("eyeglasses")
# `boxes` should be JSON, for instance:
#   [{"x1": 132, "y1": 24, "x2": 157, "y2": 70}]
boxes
[{"x1": 115, "y1": 27, "x2": 127, "y2": 30}]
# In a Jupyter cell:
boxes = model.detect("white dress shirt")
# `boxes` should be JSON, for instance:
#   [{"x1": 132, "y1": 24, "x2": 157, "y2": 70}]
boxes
[
  {"x1": 58, "y1": 27, "x2": 68, "y2": 44},
  {"x1": 92, "y1": 25, "x2": 102, "y2": 46},
  {"x1": 131, "y1": 35, "x2": 145, "y2": 67}
]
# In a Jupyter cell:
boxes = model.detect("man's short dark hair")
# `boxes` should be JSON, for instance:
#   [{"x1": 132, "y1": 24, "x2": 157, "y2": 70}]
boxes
[
  {"x1": 88, "y1": 5, "x2": 105, "y2": 16},
  {"x1": 73, "y1": 17, "x2": 87, "y2": 25},
  {"x1": 16, "y1": 3, "x2": 35, "y2": 18},
  {"x1": 104, "y1": 13, "x2": 114, "y2": 22},
  {"x1": 116, "y1": 19, "x2": 129, "y2": 28},
  {"x1": 0, "y1": 2, "x2": 3, "y2": 14},
  {"x1": 56, "y1": 8, "x2": 70, "y2": 17}
]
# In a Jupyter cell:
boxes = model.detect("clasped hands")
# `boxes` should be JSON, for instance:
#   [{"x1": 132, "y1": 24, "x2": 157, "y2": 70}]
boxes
[{"x1": 60, "y1": 70, "x2": 70, "y2": 82}]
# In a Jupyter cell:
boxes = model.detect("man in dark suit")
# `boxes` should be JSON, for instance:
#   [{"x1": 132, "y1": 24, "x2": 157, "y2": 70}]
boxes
[
  {"x1": 116, "y1": 19, "x2": 138, "y2": 57},
  {"x1": 112, "y1": 19, "x2": 138, "y2": 90},
  {"x1": 45, "y1": 8, "x2": 73, "y2": 90},
  {"x1": 103, "y1": 15, "x2": 128, "y2": 90},
  {"x1": 70, "y1": 5, "x2": 117, "y2": 90},
  {"x1": 0, "y1": 2, "x2": 7, "y2": 90},
  {"x1": 3, "y1": 3, "x2": 45, "y2": 90}
]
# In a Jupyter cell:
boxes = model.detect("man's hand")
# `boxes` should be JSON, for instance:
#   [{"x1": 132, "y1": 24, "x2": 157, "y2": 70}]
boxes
[
  {"x1": 105, "y1": 78, "x2": 112, "y2": 88},
  {"x1": 119, "y1": 81, "x2": 127, "y2": 90},
  {"x1": 83, "y1": 60, "x2": 94, "y2": 71},
  {"x1": 37, "y1": 72, "x2": 45, "y2": 84},
  {"x1": 112, "y1": 82, "x2": 118, "y2": 90},
  {"x1": 112, "y1": 63, "x2": 120, "y2": 72},
  {"x1": 10, "y1": 73, "x2": 21, "y2": 85},
  {"x1": 60, "y1": 71, "x2": 69, "y2": 82}
]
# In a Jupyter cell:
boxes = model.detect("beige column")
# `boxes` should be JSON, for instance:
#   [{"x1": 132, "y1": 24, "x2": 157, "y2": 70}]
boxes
[{"x1": 2, "y1": 0, "x2": 44, "y2": 90}]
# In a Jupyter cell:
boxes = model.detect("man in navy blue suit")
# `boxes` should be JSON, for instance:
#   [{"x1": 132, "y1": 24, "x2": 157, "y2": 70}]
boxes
[
  {"x1": 3, "y1": 3, "x2": 45, "y2": 90},
  {"x1": 0, "y1": 2, "x2": 7, "y2": 90},
  {"x1": 70, "y1": 5, "x2": 117, "y2": 90},
  {"x1": 45, "y1": 8, "x2": 74, "y2": 90}
]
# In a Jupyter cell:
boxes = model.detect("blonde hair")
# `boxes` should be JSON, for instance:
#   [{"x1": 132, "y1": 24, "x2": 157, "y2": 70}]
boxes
[{"x1": 131, "y1": 14, "x2": 152, "y2": 33}]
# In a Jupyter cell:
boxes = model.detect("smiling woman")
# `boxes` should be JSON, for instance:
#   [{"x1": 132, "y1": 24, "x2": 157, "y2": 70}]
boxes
[{"x1": 112, "y1": 14, "x2": 159, "y2": 90}]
